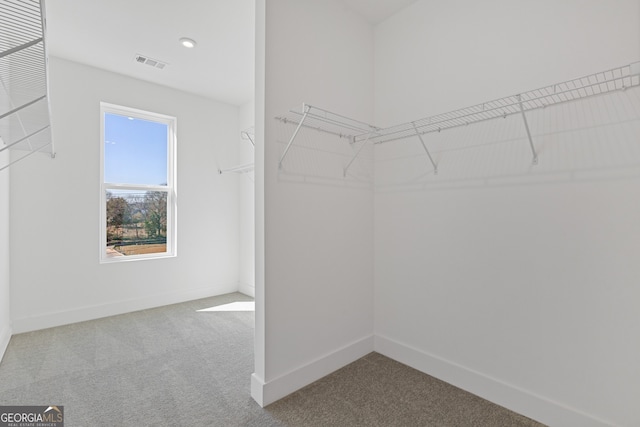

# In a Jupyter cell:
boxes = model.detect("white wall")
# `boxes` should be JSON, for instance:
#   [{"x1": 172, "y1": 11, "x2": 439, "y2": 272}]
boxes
[
  {"x1": 252, "y1": 0, "x2": 375, "y2": 406},
  {"x1": 10, "y1": 57, "x2": 241, "y2": 333},
  {"x1": 0, "y1": 150, "x2": 10, "y2": 361},
  {"x1": 374, "y1": 1, "x2": 640, "y2": 426},
  {"x1": 238, "y1": 99, "x2": 255, "y2": 297}
]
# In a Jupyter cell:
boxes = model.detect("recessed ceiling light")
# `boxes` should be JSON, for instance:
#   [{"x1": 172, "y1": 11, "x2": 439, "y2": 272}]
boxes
[{"x1": 179, "y1": 37, "x2": 197, "y2": 48}]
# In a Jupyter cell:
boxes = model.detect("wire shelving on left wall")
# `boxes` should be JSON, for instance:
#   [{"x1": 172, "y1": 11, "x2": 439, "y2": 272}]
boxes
[{"x1": 0, "y1": 0, "x2": 55, "y2": 172}]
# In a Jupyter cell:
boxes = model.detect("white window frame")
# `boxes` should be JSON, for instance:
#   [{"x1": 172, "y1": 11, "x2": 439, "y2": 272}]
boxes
[{"x1": 99, "y1": 102, "x2": 177, "y2": 263}]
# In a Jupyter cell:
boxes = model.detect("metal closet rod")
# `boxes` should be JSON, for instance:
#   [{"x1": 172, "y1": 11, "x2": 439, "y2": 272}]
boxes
[
  {"x1": 0, "y1": 141, "x2": 52, "y2": 173},
  {"x1": 277, "y1": 103, "x2": 382, "y2": 169},
  {"x1": 0, "y1": 94, "x2": 46, "y2": 120},
  {"x1": 279, "y1": 104, "x2": 381, "y2": 136},
  {"x1": 0, "y1": 125, "x2": 49, "y2": 153},
  {"x1": 0, "y1": 37, "x2": 43, "y2": 59},
  {"x1": 373, "y1": 76, "x2": 637, "y2": 143},
  {"x1": 277, "y1": 61, "x2": 640, "y2": 171}
]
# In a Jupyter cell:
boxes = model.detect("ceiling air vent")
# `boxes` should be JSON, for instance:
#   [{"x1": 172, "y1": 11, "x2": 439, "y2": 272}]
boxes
[{"x1": 134, "y1": 54, "x2": 167, "y2": 70}]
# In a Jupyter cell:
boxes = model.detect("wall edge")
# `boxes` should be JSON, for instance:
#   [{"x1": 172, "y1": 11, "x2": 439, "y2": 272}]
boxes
[
  {"x1": 11, "y1": 283, "x2": 238, "y2": 333},
  {"x1": 257, "y1": 334, "x2": 374, "y2": 407},
  {"x1": 0, "y1": 324, "x2": 11, "y2": 363}
]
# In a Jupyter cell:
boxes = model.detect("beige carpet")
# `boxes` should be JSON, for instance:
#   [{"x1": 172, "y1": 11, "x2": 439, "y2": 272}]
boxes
[
  {"x1": 267, "y1": 352, "x2": 544, "y2": 426},
  {"x1": 0, "y1": 293, "x2": 545, "y2": 426}
]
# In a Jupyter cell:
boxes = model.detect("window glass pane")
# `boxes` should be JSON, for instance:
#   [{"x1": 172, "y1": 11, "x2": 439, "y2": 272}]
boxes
[
  {"x1": 105, "y1": 190, "x2": 168, "y2": 258},
  {"x1": 104, "y1": 113, "x2": 168, "y2": 185}
]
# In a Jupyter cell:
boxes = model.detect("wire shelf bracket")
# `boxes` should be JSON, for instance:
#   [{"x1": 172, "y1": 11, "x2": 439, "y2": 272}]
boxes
[
  {"x1": 219, "y1": 162, "x2": 254, "y2": 175},
  {"x1": 218, "y1": 127, "x2": 255, "y2": 176},
  {"x1": 278, "y1": 104, "x2": 311, "y2": 169},
  {"x1": 343, "y1": 131, "x2": 373, "y2": 177},
  {"x1": 241, "y1": 128, "x2": 255, "y2": 147},
  {"x1": 412, "y1": 122, "x2": 438, "y2": 174},
  {"x1": 369, "y1": 62, "x2": 640, "y2": 147},
  {"x1": 276, "y1": 103, "x2": 382, "y2": 170},
  {"x1": 516, "y1": 94, "x2": 538, "y2": 165},
  {"x1": 275, "y1": 61, "x2": 640, "y2": 174}
]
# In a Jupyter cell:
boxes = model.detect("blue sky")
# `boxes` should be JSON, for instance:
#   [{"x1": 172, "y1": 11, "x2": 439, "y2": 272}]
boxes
[{"x1": 104, "y1": 113, "x2": 168, "y2": 185}]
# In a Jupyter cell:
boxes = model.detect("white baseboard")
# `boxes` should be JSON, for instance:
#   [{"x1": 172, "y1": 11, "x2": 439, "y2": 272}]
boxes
[
  {"x1": 251, "y1": 373, "x2": 265, "y2": 406},
  {"x1": 11, "y1": 283, "x2": 238, "y2": 334},
  {"x1": 253, "y1": 334, "x2": 374, "y2": 407},
  {"x1": 238, "y1": 281, "x2": 255, "y2": 298},
  {"x1": 0, "y1": 323, "x2": 11, "y2": 363},
  {"x1": 374, "y1": 334, "x2": 616, "y2": 427}
]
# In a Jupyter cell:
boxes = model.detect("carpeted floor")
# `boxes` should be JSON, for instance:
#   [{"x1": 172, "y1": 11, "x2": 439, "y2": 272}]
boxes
[{"x1": 0, "y1": 293, "x2": 545, "y2": 426}]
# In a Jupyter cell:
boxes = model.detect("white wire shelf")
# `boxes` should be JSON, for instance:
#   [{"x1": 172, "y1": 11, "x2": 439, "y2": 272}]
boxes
[
  {"x1": 0, "y1": 0, "x2": 54, "y2": 172},
  {"x1": 276, "y1": 104, "x2": 381, "y2": 142},
  {"x1": 275, "y1": 104, "x2": 381, "y2": 174},
  {"x1": 219, "y1": 162, "x2": 254, "y2": 174},
  {"x1": 218, "y1": 127, "x2": 255, "y2": 176},
  {"x1": 276, "y1": 62, "x2": 640, "y2": 173},
  {"x1": 370, "y1": 62, "x2": 640, "y2": 145}
]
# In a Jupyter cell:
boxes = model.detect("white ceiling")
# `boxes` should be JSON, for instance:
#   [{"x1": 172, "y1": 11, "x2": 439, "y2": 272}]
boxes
[
  {"x1": 44, "y1": 0, "x2": 255, "y2": 106},
  {"x1": 43, "y1": 0, "x2": 417, "y2": 106}
]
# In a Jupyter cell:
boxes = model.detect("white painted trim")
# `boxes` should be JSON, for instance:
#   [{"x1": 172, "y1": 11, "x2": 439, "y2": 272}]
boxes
[
  {"x1": 0, "y1": 324, "x2": 11, "y2": 363},
  {"x1": 254, "y1": 335, "x2": 374, "y2": 407},
  {"x1": 374, "y1": 334, "x2": 616, "y2": 427},
  {"x1": 99, "y1": 102, "x2": 177, "y2": 264},
  {"x1": 251, "y1": 373, "x2": 265, "y2": 407},
  {"x1": 238, "y1": 281, "x2": 255, "y2": 298},
  {"x1": 11, "y1": 283, "x2": 238, "y2": 334}
]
